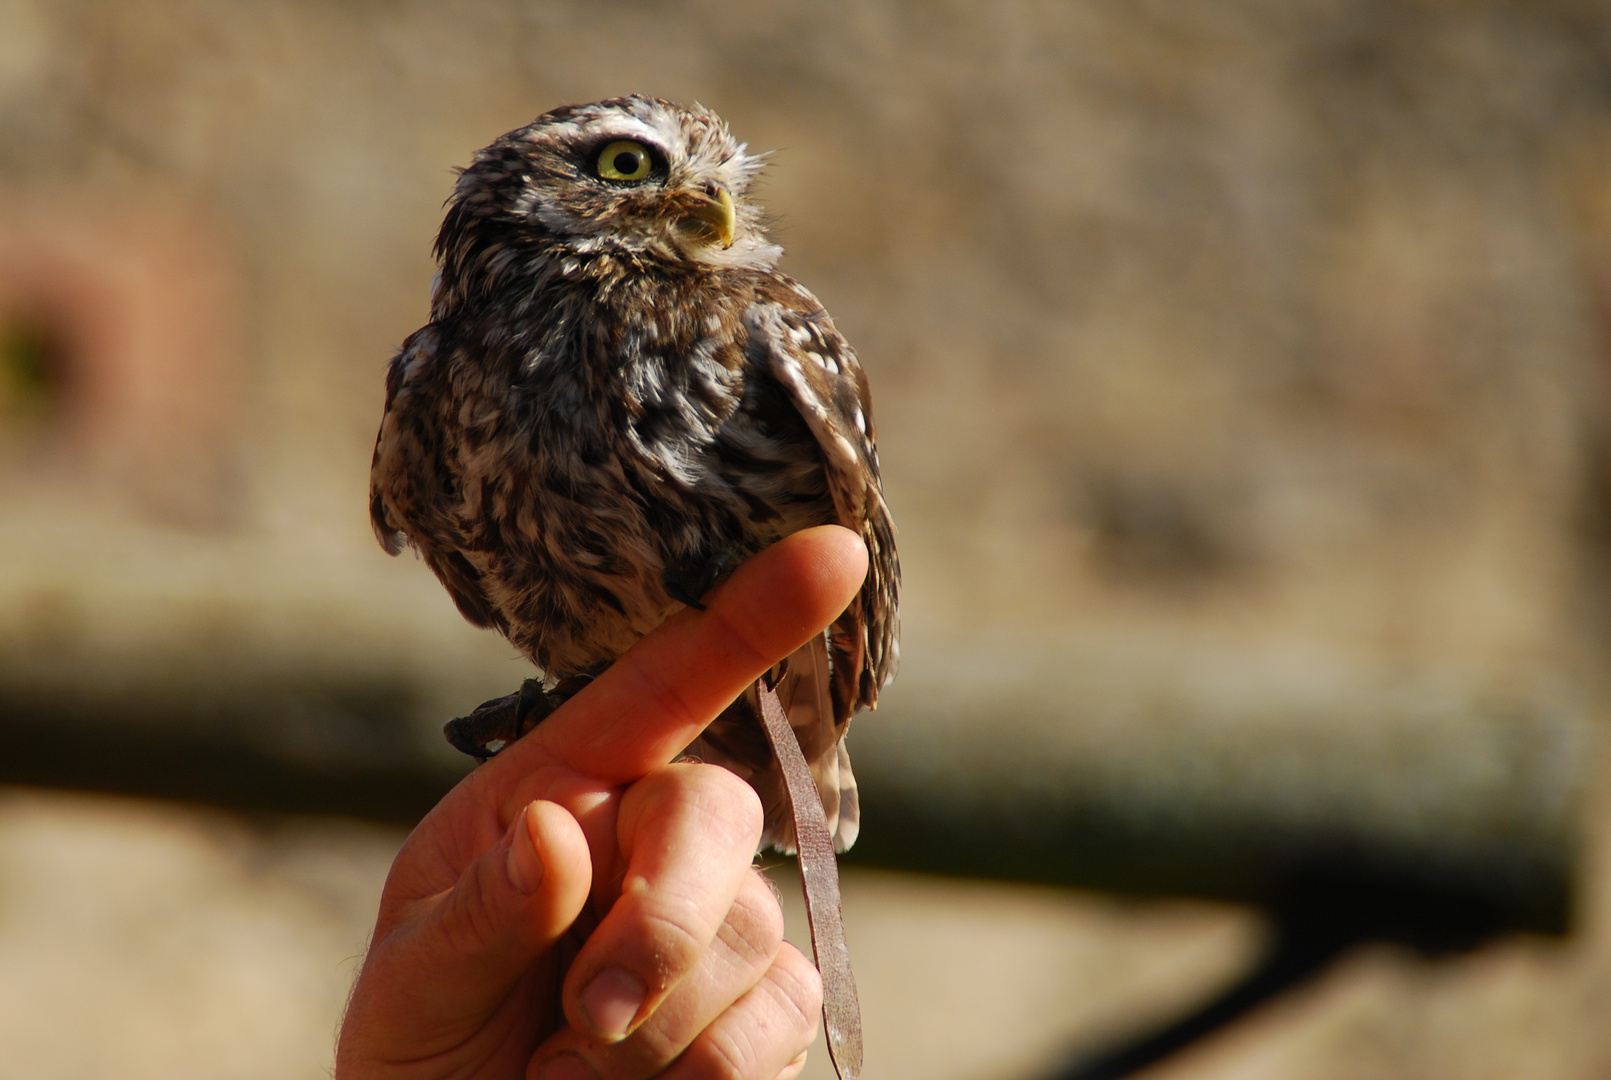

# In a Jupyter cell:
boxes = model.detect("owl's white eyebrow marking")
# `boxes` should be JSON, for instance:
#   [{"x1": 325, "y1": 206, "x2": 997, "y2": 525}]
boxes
[{"x1": 573, "y1": 115, "x2": 673, "y2": 167}]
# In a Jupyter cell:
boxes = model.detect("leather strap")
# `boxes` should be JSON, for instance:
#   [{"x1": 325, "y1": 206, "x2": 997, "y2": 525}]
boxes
[{"x1": 757, "y1": 682, "x2": 863, "y2": 1080}]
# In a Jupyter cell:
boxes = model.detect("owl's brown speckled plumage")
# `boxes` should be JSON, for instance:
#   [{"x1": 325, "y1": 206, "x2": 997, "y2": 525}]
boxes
[{"x1": 369, "y1": 97, "x2": 898, "y2": 852}]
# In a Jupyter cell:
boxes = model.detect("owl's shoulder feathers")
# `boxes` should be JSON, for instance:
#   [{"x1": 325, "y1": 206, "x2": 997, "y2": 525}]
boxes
[{"x1": 742, "y1": 274, "x2": 899, "y2": 701}]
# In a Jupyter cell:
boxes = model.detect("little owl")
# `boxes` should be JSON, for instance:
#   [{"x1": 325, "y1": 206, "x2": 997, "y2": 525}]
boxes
[{"x1": 369, "y1": 96, "x2": 899, "y2": 853}]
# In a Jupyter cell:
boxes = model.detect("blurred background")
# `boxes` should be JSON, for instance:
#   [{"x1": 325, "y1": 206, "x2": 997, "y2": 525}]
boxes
[{"x1": 3, "y1": 1, "x2": 1611, "y2": 1077}]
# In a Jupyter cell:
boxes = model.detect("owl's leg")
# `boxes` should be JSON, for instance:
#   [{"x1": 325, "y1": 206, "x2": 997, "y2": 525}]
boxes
[
  {"x1": 444, "y1": 679, "x2": 541, "y2": 761},
  {"x1": 443, "y1": 676, "x2": 594, "y2": 761},
  {"x1": 443, "y1": 675, "x2": 596, "y2": 761},
  {"x1": 662, "y1": 550, "x2": 737, "y2": 611}
]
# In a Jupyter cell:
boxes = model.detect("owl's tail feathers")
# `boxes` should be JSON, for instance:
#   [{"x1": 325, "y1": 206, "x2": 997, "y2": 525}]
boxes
[
  {"x1": 829, "y1": 740, "x2": 860, "y2": 851},
  {"x1": 679, "y1": 633, "x2": 860, "y2": 855},
  {"x1": 766, "y1": 631, "x2": 860, "y2": 854},
  {"x1": 756, "y1": 725, "x2": 861, "y2": 856}
]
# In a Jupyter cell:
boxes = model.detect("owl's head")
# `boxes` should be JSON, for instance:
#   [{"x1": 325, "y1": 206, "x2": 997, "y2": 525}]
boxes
[{"x1": 446, "y1": 96, "x2": 780, "y2": 271}]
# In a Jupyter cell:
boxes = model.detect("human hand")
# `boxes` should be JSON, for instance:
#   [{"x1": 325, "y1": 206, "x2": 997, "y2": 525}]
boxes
[{"x1": 335, "y1": 526, "x2": 867, "y2": 1080}]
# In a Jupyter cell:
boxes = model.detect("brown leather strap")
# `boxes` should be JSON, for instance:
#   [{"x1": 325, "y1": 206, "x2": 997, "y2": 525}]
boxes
[{"x1": 756, "y1": 682, "x2": 863, "y2": 1080}]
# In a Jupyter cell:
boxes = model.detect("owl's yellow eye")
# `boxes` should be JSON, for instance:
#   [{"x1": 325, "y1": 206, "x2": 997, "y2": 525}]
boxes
[{"x1": 596, "y1": 140, "x2": 653, "y2": 181}]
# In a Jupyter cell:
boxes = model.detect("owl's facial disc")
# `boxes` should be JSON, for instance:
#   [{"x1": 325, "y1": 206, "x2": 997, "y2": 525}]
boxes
[
  {"x1": 465, "y1": 97, "x2": 780, "y2": 269},
  {"x1": 588, "y1": 137, "x2": 735, "y2": 250}
]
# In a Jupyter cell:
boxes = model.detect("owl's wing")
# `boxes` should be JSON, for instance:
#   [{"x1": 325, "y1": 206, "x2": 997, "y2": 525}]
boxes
[
  {"x1": 744, "y1": 283, "x2": 900, "y2": 721},
  {"x1": 369, "y1": 327, "x2": 507, "y2": 632}
]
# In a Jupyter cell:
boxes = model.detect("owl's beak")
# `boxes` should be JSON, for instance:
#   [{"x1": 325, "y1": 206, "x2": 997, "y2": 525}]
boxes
[{"x1": 683, "y1": 187, "x2": 736, "y2": 249}]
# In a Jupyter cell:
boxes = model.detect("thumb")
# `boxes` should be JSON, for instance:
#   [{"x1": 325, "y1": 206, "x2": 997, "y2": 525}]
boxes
[{"x1": 390, "y1": 801, "x2": 593, "y2": 1021}]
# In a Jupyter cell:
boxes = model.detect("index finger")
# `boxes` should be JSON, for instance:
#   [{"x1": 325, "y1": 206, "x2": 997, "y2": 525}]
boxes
[{"x1": 503, "y1": 525, "x2": 867, "y2": 784}]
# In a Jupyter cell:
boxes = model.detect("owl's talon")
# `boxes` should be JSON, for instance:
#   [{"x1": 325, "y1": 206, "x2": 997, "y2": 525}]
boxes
[
  {"x1": 443, "y1": 694, "x2": 514, "y2": 762},
  {"x1": 662, "y1": 576, "x2": 707, "y2": 611},
  {"x1": 444, "y1": 677, "x2": 559, "y2": 761},
  {"x1": 662, "y1": 551, "x2": 736, "y2": 611},
  {"x1": 514, "y1": 678, "x2": 546, "y2": 738}
]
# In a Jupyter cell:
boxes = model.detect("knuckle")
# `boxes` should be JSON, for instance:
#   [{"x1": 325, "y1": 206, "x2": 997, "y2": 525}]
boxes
[
  {"x1": 624, "y1": 763, "x2": 763, "y2": 853},
  {"x1": 678, "y1": 952, "x2": 822, "y2": 1080},
  {"x1": 687, "y1": 759, "x2": 761, "y2": 810},
  {"x1": 622, "y1": 901, "x2": 709, "y2": 980},
  {"x1": 769, "y1": 946, "x2": 824, "y2": 1039},
  {"x1": 677, "y1": 763, "x2": 765, "y2": 846},
  {"x1": 714, "y1": 873, "x2": 785, "y2": 970},
  {"x1": 437, "y1": 854, "x2": 510, "y2": 957},
  {"x1": 618, "y1": 1015, "x2": 681, "y2": 1065},
  {"x1": 702, "y1": 606, "x2": 781, "y2": 688},
  {"x1": 681, "y1": 1028, "x2": 761, "y2": 1080}
]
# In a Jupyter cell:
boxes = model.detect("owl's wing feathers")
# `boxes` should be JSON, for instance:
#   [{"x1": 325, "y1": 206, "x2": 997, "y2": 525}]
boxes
[
  {"x1": 727, "y1": 283, "x2": 897, "y2": 853},
  {"x1": 665, "y1": 283, "x2": 895, "y2": 854},
  {"x1": 369, "y1": 333, "x2": 419, "y2": 557},
  {"x1": 369, "y1": 327, "x2": 508, "y2": 633},
  {"x1": 744, "y1": 284, "x2": 900, "y2": 713}
]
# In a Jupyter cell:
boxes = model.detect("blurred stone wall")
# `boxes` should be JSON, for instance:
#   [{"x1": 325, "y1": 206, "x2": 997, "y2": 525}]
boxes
[{"x1": 0, "y1": 0, "x2": 1609, "y2": 865}]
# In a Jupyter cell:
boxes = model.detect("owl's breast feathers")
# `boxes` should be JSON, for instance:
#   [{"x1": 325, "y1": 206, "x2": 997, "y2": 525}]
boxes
[{"x1": 369, "y1": 261, "x2": 898, "y2": 715}]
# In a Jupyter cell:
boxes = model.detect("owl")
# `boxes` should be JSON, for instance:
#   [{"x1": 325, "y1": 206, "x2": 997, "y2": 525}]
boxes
[{"x1": 369, "y1": 96, "x2": 898, "y2": 853}]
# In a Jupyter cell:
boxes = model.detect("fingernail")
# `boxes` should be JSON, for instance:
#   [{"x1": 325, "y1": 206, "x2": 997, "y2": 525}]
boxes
[
  {"x1": 505, "y1": 804, "x2": 544, "y2": 895},
  {"x1": 581, "y1": 966, "x2": 647, "y2": 1039},
  {"x1": 538, "y1": 1052, "x2": 596, "y2": 1080}
]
